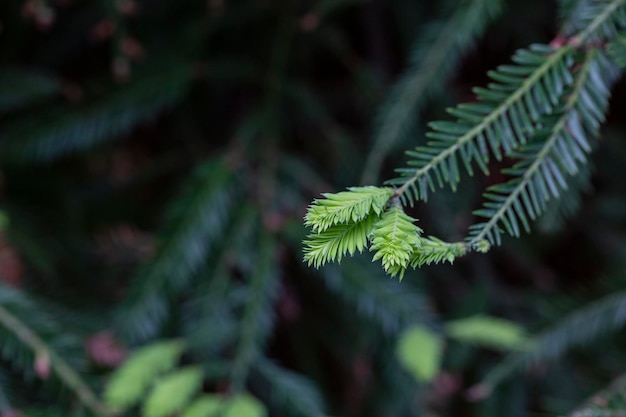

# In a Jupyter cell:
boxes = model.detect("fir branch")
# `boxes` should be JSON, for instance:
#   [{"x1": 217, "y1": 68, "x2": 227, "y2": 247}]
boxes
[
  {"x1": 409, "y1": 236, "x2": 467, "y2": 267},
  {"x1": 361, "y1": 0, "x2": 503, "y2": 184},
  {"x1": 322, "y1": 259, "x2": 436, "y2": 335},
  {"x1": 0, "y1": 301, "x2": 111, "y2": 416},
  {"x1": 183, "y1": 206, "x2": 257, "y2": 354},
  {"x1": 572, "y1": 0, "x2": 626, "y2": 45},
  {"x1": 370, "y1": 204, "x2": 422, "y2": 279},
  {"x1": 0, "y1": 63, "x2": 190, "y2": 162},
  {"x1": 479, "y1": 289, "x2": 626, "y2": 392},
  {"x1": 468, "y1": 49, "x2": 617, "y2": 246},
  {"x1": 390, "y1": 0, "x2": 626, "y2": 206},
  {"x1": 566, "y1": 374, "x2": 626, "y2": 417},
  {"x1": 608, "y1": 32, "x2": 626, "y2": 67},
  {"x1": 389, "y1": 43, "x2": 576, "y2": 204},
  {"x1": 116, "y1": 160, "x2": 237, "y2": 342},
  {"x1": 303, "y1": 215, "x2": 378, "y2": 268},
  {"x1": 230, "y1": 233, "x2": 278, "y2": 392},
  {"x1": 304, "y1": 187, "x2": 393, "y2": 233},
  {"x1": 537, "y1": 162, "x2": 593, "y2": 232},
  {"x1": 252, "y1": 359, "x2": 326, "y2": 417}
]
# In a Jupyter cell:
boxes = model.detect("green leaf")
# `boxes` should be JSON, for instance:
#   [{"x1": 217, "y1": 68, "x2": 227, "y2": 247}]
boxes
[
  {"x1": 182, "y1": 395, "x2": 223, "y2": 417},
  {"x1": 370, "y1": 205, "x2": 422, "y2": 279},
  {"x1": 304, "y1": 187, "x2": 394, "y2": 233},
  {"x1": 181, "y1": 394, "x2": 267, "y2": 417},
  {"x1": 104, "y1": 340, "x2": 185, "y2": 410},
  {"x1": 303, "y1": 215, "x2": 377, "y2": 268},
  {"x1": 445, "y1": 315, "x2": 530, "y2": 351},
  {"x1": 142, "y1": 367, "x2": 203, "y2": 417},
  {"x1": 396, "y1": 325, "x2": 442, "y2": 382},
  {"x1": 225, "y1": 394, "x2": 267, "y2": 417}
]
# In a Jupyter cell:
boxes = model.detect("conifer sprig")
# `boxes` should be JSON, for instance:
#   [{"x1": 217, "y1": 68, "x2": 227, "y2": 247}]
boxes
[
  {"x1": 304, "y1": 186, "x2": 394, "y2": 233},
  {"x1": 303, "y1": 0, "x2": 626, "y2": 278},
  {"x1": 388, "y1": 44, "x2": 576, "y2": 205},
  {"x1": 468, "y1": 50, "x2": 617, "y2": 246},
  {"x1": 304, "y1": 215, "x2": 378, "y2": 268},
  {"x1": 369, "y1": 204, "x2": 423, "y2": 279}
]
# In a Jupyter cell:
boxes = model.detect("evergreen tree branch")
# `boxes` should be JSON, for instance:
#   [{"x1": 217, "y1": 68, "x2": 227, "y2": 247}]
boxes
[
  {"x1": 230, "y1": 233, "x2": 278, "y2": 392},
  {"x1": 390, "y1": 43, "x2": 575, "y2": 204},
  {"x1": 0, "y1": 303, "x2": 111, "y2": 416},
  {"x1": 252, "y1": 358, "x2": 326, "y2": 417},
  {"x1": 116, "y1": 160, "x2": 237, "y2": 343},
  {"x1": 572, "y1": 0, "x2": 626, "y2": 44},
  {"x1": 0, "y1": 63, "x2": 190, "y2": 162},
  {"x1": 566, "y1": 373, "x2": 626, "y2": 417},
  {"x1": 478, "y1": 289, "x2": 626, "y2": 393},
  {"x1": 361, "y1": 0, "x2": 503, "y2": 184},
  {"x1": 390, "y1": 0, "x2": 626, "y2": 206},
  {"x1": 468, "y1": 49, "x2": 616, "y2": 246},
  {"x1": 322, "y1": 258, "x2": 437, "y2": 334},
  {"x1": 608, "y1": 32, "x2": 626, "y2": 67},
  {"x1": 303, "y1": 215, "x2": 378, "y2": 268}
]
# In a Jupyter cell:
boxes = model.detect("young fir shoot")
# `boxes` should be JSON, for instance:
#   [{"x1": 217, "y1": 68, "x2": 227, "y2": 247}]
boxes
[{"x1": 303, "y1": 0, "x2": 626, "y2": 279}]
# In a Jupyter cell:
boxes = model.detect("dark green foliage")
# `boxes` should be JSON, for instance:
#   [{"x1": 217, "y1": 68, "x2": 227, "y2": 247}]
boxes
[
  {"x1": 362, "y1": 0, "x2": 504, "y2": 183},
  {"x1": 116, "y1": 161, "x2": 238, "y2": 342},
  {"x1": 482, "y1": 290, "x2": 626, "y2": 391},
  {"x1": 0, "y1": 64, "x2": 190, "y2": 162},
  {"x1": 252, "y1": 359, "x2": 326, "y2": 417},
  {"x1": 3, "y1": 1, "x2": 626, "y2": 417}
]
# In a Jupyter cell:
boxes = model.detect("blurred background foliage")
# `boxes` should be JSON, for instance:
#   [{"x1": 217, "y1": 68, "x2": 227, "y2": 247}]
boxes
[{"x1": 1, "y1": 0, "x2": 626, "y2": 416}]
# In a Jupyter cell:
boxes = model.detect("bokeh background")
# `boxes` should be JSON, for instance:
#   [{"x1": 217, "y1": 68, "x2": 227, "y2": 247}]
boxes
[{"x1": 1, "y1": 0, "x2": 626, "y2": 416}]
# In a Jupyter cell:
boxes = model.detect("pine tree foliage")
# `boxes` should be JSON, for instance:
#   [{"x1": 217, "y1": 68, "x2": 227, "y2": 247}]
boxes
[
  {"x1": 536, "y1": 162, "x2": 593, "y2": 232},
  {"x1": 0, "y1": 285, "x2": 98, "y2": 409},
  {"x1": 370, "y1": 204, "x2": 422, "y2": 279},
  {"x1": 388, "y1": 43, "x2": 577, "y2": 204},
  {"x1": 230, "y1": 234, "x2": 278, "y2": 392},
  {"x1": 304, "y1": 0, "x2": 626, "y2": 274},
  {"x1": 304, "y1": 191, "x2": 465, "y2": 275},
  {"x1": 409, "y1": 236, "x2": 467, "y2": 267},
  {"x1": 304, "y1": 215, "x2": 378, "y2": 268},
  {"x1": 304, "y1": 187, "x2": 394, "y2": 233},
  {"x1": 608, "y1": 32, "x2": 626, "y2": 67},
  {"x1": 4, "y1": 0, "x2": 626, "y2": 416},
  {"x1": 252, "y1": 359, "x2": 326, "y2": 417},
  {"x1": 566, "y1": 374, "x2": 626, "y2": 417},
  {"x1": 116, "y1": 161, "x2": 237, "y2": 342},
  {"x1": 0, "y1": 63, "x2": 190, "y2": 162},
  {"x1": 467, "y1": 49, "x2": 619, "y2": 245},
  {"x1": 322, "y1": 260, "x2": 435, "y2": 335},
  {"x1": 480, "y1": 289, "x2": 626, "y2": 391}
]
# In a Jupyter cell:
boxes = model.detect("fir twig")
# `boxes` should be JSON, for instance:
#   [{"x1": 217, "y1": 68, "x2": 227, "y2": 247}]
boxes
[{"x1": 0, "y1": 303, "x2": 112, "y2": 416}]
